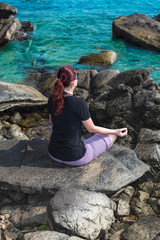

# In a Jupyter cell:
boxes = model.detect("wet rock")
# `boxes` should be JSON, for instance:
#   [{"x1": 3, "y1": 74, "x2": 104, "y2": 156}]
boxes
[
  {"x1": 112, "y1": 13, "x2": 160, "y2": 52},
  {"x1": 0, "y1": 140, "x2": 150, "y2": 194},
  {"x1": 21, "y1": 21, "x2": 34, "y2": 33},
  {"x1": 122, "y1": 215, "x2": 160, "y2": 240},
  {"x1": 78, "y1": 50, "x2": 118, "y2": 66},
  {"x1": 0, "y1": 2, "x2": 17, "y2": 19},
  {"x1": 0, "y1": 81, "x2": 48, "y2": 112},
  {"x1": 49, "y1": 187, "x2": 116, "y2": 239}
]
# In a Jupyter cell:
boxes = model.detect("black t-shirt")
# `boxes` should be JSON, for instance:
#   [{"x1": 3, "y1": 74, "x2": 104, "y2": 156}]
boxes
[{"x1": 48, "y1": 92, "x2": 90, "y2": 161}]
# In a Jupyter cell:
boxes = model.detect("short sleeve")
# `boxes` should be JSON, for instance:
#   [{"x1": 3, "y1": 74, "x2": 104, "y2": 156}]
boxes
[{"x1": 78, "y1": 99, "x2": 90, "y2": 121}]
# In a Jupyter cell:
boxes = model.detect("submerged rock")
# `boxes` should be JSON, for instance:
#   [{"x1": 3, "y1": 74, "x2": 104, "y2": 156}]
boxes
[
  {"x1": 78, "y1": 50, "x2": 118, "y2": 66},
  {"x1": 0, "y1": 81, "x2": 48, "y2": 112},
  {"x1": 49, "y1": 187, "x2": 116, "y2": 239},
  {"x1": 112, "y1": 13, "x2": 160, "y2": 52}
]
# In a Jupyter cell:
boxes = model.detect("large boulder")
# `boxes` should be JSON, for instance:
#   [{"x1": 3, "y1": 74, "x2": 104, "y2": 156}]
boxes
[
  {"x1": 78, "y1": 51, "x2": 118, "y2": 66},
  {"x1": 0, "y1": 81, "x2": 48, "y2": 112},
  {"x1": 0, "y1": 140, "x2": 150, "y2": 194},
  {"x1": 112, "y1": 13, "x2": 160, "y2": 52},
  {"x1": 49, "y1": 188, "x2": 116, "y2": 239}
]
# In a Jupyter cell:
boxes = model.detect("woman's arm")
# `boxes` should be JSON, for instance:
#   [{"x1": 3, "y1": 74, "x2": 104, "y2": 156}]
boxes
[{"x1": 82, "y1": 118, "x2": 127, "y2": 137}]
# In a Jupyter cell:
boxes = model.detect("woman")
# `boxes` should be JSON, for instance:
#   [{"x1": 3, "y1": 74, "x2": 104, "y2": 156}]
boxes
[{"x1": 48, "y1": 65, "x2": 127, "y2": 166}]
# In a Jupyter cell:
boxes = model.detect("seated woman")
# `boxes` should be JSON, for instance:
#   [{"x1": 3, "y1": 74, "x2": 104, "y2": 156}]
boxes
[{"x1": 48, "y1": 65, "x2": 127, "y2": 166}]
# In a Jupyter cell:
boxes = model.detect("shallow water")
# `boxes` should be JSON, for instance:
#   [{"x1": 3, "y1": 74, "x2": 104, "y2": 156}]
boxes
[{"x1": 0, "y1": 0, "x2": 160, "y2": 83}]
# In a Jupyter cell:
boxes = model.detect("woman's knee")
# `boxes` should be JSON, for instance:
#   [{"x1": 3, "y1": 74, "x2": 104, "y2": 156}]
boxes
[{"x1": 108, "y1": 134, "x2": 117, "y2": 144}]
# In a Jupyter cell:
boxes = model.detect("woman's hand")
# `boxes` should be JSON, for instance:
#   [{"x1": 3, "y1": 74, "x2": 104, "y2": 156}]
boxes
[{"x1": 115, "y1": 128, "x2": 128, "y2": 137}]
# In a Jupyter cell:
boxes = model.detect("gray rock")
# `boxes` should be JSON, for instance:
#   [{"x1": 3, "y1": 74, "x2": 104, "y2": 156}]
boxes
[
  {"x1": 77, "y1": 69, "x2": 91, "y2": 90},
  {"x1": 112, "y1": 13, "x2": 160, "y2": 52},
  {"x1": 24, "y1": 231, "x2": 69, "y2": 240},
  {"x1": 0, "y1": 140, "x2": 150, "y2": 194},
  {"x1": 50, "y1": 187, "x2": 116, "y2": 239},
  {"x1": 28, "y1": 206, "x2": 48, "y2": 226},
  {"x1": 36, "y1": 72, "x2": 56, "y2": 97},
  {"x1": 117, "y1": 186, "x2": 134, "y2": 216},
  {"x1": 10, "y1": 112, "x2": 22, "y2": 124},
  {"x1": 122, "y1": 216, "x2": 160, "y2": 240},
  {"x1": 78, "y1": 51, "x2": 118, "y2": 66},
  {"x1": 0, "y1": 2, "x2": 17, "y2": 19},
  {"x1": 137, "y1": 128, "x2": 160, "y2": 143},
  {"x1": 91, "y1": 69, "x2": 119, "y2": 90},
  {"x1": 0, "y1": 81, "x2": 48, "y2": 112},
  {"x1": 5, "y1": 124, "x2": 29, "y2": 140},
  {"x1": 108, "y1": 69, "x2": 151, "y2": 88},
  {"x1": 135, "y1": 143, "x2": 160, "y2": 170},
  {"x1": 8, "y1": 191, "x2": 26, "y2": 203},
  {"x1": 74, "y1": 87, "x2": 89, "y2": 100},
  {"x1": 0, "y1": 17, "x2": 22, "y2": 46}
]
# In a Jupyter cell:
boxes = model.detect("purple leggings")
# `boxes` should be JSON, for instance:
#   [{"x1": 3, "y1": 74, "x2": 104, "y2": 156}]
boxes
[{"x1": 49, "y1": 134, "x2": 113, "y2": 166}]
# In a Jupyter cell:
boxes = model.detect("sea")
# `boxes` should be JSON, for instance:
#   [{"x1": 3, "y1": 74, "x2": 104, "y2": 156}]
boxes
[{"x1": 0, "y1": 0, "x2": 160, "y2": 83}]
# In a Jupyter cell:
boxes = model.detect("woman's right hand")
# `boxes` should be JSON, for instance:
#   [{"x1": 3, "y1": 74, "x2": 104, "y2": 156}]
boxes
[{"x1": 115, "y1": 128, "x2": 128, "y2": 137}]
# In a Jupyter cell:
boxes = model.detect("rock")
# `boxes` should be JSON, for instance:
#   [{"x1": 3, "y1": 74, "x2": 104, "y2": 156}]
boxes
[
  {"x1": 24, "y1": 231, "x2": 71, "y2": 240},
  {"x1": 49, "y1": 187, "x2": 116, "y2": 239},
  {"x1": 36, "y1": 72, "x2": 56, "y2": 97},
  {"x1": 74, "y1": 87, "x2": 89, "y2": 100},
  {"x1": 122, "y1": 216, "x2": 160, "y2": 240},
  {"x1": 77, "y1": 69, "x2": 91, "y2": 90},
  {"x1": 153, "y1": 14, "x2": 160, "y2": 22},
  {"x1": 4, "y1": 124, "x2": 29, "y2": 140},
  {"x1": 116, "y1": 186, "x2": 134, "y2": 217},
  {"x1": 21, "y1": 21, "x2": 34, "y2": 32},
  {"x1": 108, "y1": 69, "x2": 151, "y2": 88},
  {"x1": 131, "y1": 191, "x2": 156, "y2": 217},
  {"x1": 112, "y1": 13, "x2": 160, "y2": 52},
  {"x1": 0, "y1": 81, "x2": 48, "y2": 112},
  {"x1": 137, "y1": 128, "x2": 160, "y2": 143},
  {"x1": 4, "y1": 231, "x2": 18, "y2": 240},
  {"x1": 0, "y1": 140, "x2": 150, "y2": 194},
  {"x1": 0, "y1": 17, "x2": 22, "y2": 46},
  {"x1": 91, "y1": 69, "x2": 119, "y2": 93},
  {"x1": 78, "y1": 51, "x2": 118, "y2": 66},
  {"x1": 8, "y1": 191, "x2": 26, "y2": 203},
  {"x1": 28, "y1": 206, "x2": 48, "y2": 226},
  {"x1": 10, "y1": 112, "x2": 22, "y2": 124},
  {"x1": 0, "y1": 2, "x2": 17, "y2": 19}
]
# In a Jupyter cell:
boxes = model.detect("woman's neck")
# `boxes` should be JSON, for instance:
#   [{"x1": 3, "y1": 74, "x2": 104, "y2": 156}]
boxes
[{"x1": 64, "y1": 87, "x2": 74, "y2": 95}]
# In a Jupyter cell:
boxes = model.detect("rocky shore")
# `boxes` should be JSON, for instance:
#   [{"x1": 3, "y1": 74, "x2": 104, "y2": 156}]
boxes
[
  {"x1": 0, "y1": 2, "x2": 160, "y2": 239},
  {"x1": 0, "y1": 67, "x2": 160, "y2": 240}
]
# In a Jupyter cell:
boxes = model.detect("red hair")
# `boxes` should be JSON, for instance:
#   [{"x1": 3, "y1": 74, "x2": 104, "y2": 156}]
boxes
[{"x1": 53, "y1": 65, "x2": 77, "y2": 115}]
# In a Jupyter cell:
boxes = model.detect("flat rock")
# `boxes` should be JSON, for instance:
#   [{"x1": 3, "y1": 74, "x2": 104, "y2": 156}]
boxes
[
  {"x1": 24, "y1": 231, "x2": 72, "y2": 240},
  {"x1": 0, "y1": 140, "x2": 150, "y2": 194},
  {"x1": 0, "y1": 81, "x2": 48, "y2": 112},
  {"x1": 112, "y1": 13, "x2": 160, "y2": 52}
]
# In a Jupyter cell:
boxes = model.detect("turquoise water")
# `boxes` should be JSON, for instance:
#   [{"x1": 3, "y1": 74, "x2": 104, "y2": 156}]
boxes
[{"x1": 0, "y1": 0, "x2": 160, "y2": 83}]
